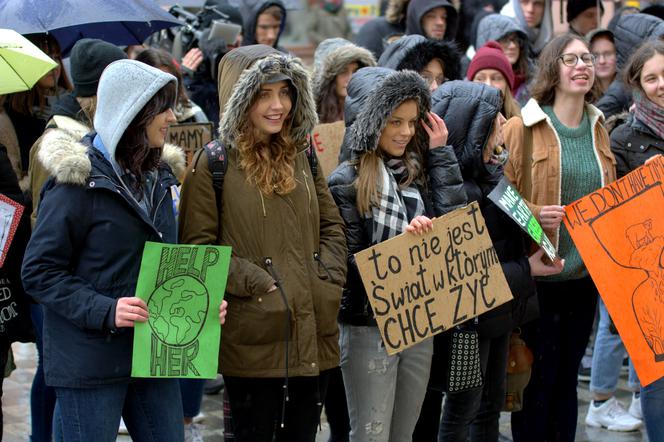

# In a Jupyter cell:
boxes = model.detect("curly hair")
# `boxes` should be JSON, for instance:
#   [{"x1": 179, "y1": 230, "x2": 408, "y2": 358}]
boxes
[
  {"x1": 115, "y1": 81, "x2": 176, "y2": 186},
  {"x1": 236, "y1": 116, "x2": 300, "y2": 196}
]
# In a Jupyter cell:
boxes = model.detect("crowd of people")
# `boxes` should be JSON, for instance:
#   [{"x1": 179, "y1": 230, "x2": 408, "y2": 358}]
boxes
[{"x1": 1, "y1": 0, "x2": 664, "y2": 441}]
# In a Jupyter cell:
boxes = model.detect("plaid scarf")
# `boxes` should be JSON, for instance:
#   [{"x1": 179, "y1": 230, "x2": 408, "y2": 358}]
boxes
[
  {"x1": 369, "y1": 158, "x2": 425, "y2": 245},
  {"x1": 634, "y1": 90, "x2": 664, "y2": 141}
]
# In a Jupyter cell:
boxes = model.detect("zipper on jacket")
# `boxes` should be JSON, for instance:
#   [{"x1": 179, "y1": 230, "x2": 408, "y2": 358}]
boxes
[
  {"x1": 264, "y1": 257, "x2": 292, "y2": 428},
  {"x1": 259, "y1": 191, "x2": 267, "y2": 217},
  {"x1": 302, "y1": 169, "x2": 312, "y2": 215},
  {"x1": 313, "y1": 252, "x2": 333, "y2": 281}
]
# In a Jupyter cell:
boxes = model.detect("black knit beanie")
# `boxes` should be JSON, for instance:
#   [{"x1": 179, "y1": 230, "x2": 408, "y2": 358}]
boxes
[
  {"x1": 70, "y1": 39, "x2": 127, "y2": 97},
  {"x1": 567, "y1": 0, "x2": 604, "y2": 23}
]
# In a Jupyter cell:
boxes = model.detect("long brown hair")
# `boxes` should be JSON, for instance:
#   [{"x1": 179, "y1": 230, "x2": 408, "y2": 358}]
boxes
[
  {"x1": 317, "y1": 79, "x2": 343, "y2": 124},
  {"x1": 623, "y1": 40, "x2": 664, "y2": 93},
  {"x1": 236, "y1": 97, "x2": 300, "y2": 196},
  {"x1": 530, "y1": 34, "x2": 601, "y2": 106},
  {"x1": 502, "y1": 87, "x2": 521, "y2": 119},
  {"x1": 115, "y1": 81, "x2": 176, "y2": 183},
  {"x1": 7, "y1": 34, "x2": 72, "y2": 116}
]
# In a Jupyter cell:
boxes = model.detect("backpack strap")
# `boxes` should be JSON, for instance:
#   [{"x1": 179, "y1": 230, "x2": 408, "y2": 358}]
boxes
[
  {"x1": 198, "y1": 139, "x2": 227, "y2": 243},
  {"x1": 305, "y1": 134, "x2": 318, "y2": 178}
]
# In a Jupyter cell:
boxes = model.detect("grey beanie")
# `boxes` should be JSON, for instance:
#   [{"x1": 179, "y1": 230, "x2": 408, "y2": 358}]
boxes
[
  {"x1": 70, "y1": 38, "x2": 127, "y2": 97},
  {"x1": 94, "y1": 59, "x2": 176, "y2": 161}
]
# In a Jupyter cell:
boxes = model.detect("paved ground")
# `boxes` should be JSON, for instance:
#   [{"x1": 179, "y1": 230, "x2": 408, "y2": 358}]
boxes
[{"x1": 3, "y1": 342, "x2": 648, "y2": 441}]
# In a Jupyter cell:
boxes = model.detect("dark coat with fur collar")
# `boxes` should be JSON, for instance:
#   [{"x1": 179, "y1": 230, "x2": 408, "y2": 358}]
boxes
[
  {"x1": 378, "y1": 34, "x2": 461, "y2": 82},
  {"x1": 21, "y1": 130, "x2": 184, "y2": 387},
  {"x1": 329, "y1": 68, "x2": 466, "y2": 325}
]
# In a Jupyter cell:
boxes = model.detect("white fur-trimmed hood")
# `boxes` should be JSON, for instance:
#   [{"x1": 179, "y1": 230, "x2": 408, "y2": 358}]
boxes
[{"x1": 38, "y1": 129, "x2": 185, "y2": 186}]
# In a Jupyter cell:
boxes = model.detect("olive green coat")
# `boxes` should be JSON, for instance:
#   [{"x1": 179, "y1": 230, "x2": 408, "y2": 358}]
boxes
[{"x1": 179, "y1": 46, "x2": 347, "y2": 378}]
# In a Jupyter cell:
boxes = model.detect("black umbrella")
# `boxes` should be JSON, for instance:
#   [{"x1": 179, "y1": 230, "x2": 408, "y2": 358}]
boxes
[{"x1": 0, "y1": 0, "x2": 183, "y2": 55}]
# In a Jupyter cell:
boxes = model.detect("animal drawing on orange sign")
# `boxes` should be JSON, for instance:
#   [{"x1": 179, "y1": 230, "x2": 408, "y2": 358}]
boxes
[{"x1": 626, "y1": 220, "x2": 664, "y2": 361}]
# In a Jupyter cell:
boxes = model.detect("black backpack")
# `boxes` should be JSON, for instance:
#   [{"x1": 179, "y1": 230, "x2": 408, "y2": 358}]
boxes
[{"x1": 193, "y1": 138, "x2": 319, "y2": 211}]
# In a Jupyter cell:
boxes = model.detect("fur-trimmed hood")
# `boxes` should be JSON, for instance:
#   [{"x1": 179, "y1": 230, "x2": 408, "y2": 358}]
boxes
[
  {"x1": 431, "y1": 80, "x2": 502, "y2": 180},
  {"x1": 218, "y1": 48, "x2": 318, "y2": 148},
  {"x1": 378, "y1": 34, "x2": 461, "y2": 81},
  {"x1": 313, "y1": 39, "x2": 376, "y2": 117},
  {"x1": 38, "y1": 129, "x2": 185, "y2": 186},
  {"x1": 405, "y1": 0, "x2": 458, "y2": 40},
  {"x1": 344, "y1": 67, "x2": 430, "y2": 155}
]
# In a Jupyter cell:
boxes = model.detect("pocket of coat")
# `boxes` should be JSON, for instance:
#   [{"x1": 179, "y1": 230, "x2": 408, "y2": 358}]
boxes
[
  {"x1": 225, "y1": 291, "x2": 289, "y2": 345},
  {"x1": 311, "y1": 276, "x2": 342, "y2": 337}
]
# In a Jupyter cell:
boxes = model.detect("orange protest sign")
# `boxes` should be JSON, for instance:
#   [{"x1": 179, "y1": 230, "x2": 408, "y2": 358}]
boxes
[
  {"x1": 564, "y1": 156, "x2": 664, "y2": 386},
  {"x1": 311, "y1": 121, "x2": 345, "y2": 178}
]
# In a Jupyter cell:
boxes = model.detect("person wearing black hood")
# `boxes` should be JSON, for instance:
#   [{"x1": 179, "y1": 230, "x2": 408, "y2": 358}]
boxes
[
  {"x1": 240, "y1": 0, "x2": 288, "y2": 52},
  {"x1": 424, "y1": 80, "x2": 562, "y2": 442},
  {"x1": 354, "y1": 0, "x2": 410, "y2": 59},
  {"x1": 405, "y1": 0, "x2": 458, "y2": 41},
  {"x1": 378, "y1": 34, "x2": 462, "y2": 91}
]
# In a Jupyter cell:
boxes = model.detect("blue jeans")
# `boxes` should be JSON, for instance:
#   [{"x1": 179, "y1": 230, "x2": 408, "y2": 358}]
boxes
[
  {"x1": 642, "y1": 376, "x2": 664, "y2": 442},
  {"x1": 590, "y1": 299, "x2": 639, "y2": 395},
  {"x1": 30, "y1": 304, "x2": 56, "y2": 442},
  {"x1": 53, "y1": 378, "x2": 183, "y2": 442},
  {"x1": 340, "y1": 324, "x2": 433, "y2": 442},
  {"x1": 180, "y1": 379, "x2": 205, "y2": 418}
]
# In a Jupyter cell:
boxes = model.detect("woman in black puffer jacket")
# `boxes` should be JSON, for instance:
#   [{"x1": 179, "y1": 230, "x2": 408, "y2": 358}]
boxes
[
  {"x1": 429, "y1": 80, "x2": 563, "y2": 442},
  {"x1": 328, "y1": 67, "x2": 465, "y2": 442}
]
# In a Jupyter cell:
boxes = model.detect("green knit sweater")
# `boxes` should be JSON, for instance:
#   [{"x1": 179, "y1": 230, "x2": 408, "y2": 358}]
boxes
[{"x1": 542, "y1": 106, "x2": 601, "y2": 281}]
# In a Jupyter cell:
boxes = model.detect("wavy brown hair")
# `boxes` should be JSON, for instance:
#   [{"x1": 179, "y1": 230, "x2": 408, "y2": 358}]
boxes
[
  {"x1": 530, "y1": 34, "x2": 601, "y2": 106},
  {"x1": 236, "y1": 114, "x2": 300, "y2": 196},
  {"x1": 115, "y1": 81, "x2": 176, "y2": 186},
  {"x1": 317, "y1": 79, "x2": 344, "y2": 124}
]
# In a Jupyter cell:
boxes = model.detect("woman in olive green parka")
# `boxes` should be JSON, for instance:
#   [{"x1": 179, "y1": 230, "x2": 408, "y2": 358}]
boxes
[{"x1": 178, "y1": 44, "x2": 347, "y2": 441}]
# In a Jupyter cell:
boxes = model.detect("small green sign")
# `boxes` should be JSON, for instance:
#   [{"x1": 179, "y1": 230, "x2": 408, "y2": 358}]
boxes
[
  {"x1": 131, "y1": 242, "x2": 231, "y2": 379},
  {"x1": 488, "y1": 177, "x2": 557, "y2": 260}
]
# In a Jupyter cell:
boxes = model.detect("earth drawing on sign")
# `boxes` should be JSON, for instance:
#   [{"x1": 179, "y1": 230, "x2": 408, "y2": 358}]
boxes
[{"x1": 147, "y1": 276, "x2": 209, "y2": 347}]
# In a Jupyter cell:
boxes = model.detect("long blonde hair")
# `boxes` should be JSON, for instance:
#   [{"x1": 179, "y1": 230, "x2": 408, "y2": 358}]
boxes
[
  {"x1": 355, "y1": 148, "x2": 420, "y2": 215},
  {"x1": 236, "y1": 118, "x2": 300, "y2": 196}
]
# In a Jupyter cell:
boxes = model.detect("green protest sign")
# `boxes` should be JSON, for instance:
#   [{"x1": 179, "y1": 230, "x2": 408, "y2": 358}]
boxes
[
  {"x1": 488, "y1": 177, "x2": 557, "y2": 260},
  {"x1": 131, "y1": 242, "x2": 231, "y2": 379}
]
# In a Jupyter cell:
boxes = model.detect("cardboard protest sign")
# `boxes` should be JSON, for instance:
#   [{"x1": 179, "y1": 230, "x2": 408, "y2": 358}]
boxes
[
  {"x1": 132, "y1": 242, "x2": 231, "y2": 379},
  {"x1": 0, "y1": 194, "x2": 24, "y2": 268},
  {"x1": 354, "y1": 202, "x2": 513, "y2": 355},
  {"x1": 311, "y1": 121, "x2": 345, "y2": 178},
  {"x1": 167, "y1": 122, "x2": 214, "y2": 165},
  {"x1": 564, "y1": 156, "x2": 664, "y2": 386},
  {"x1": 488, "y1": 177, "x2": 557, "y2": 260}
]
